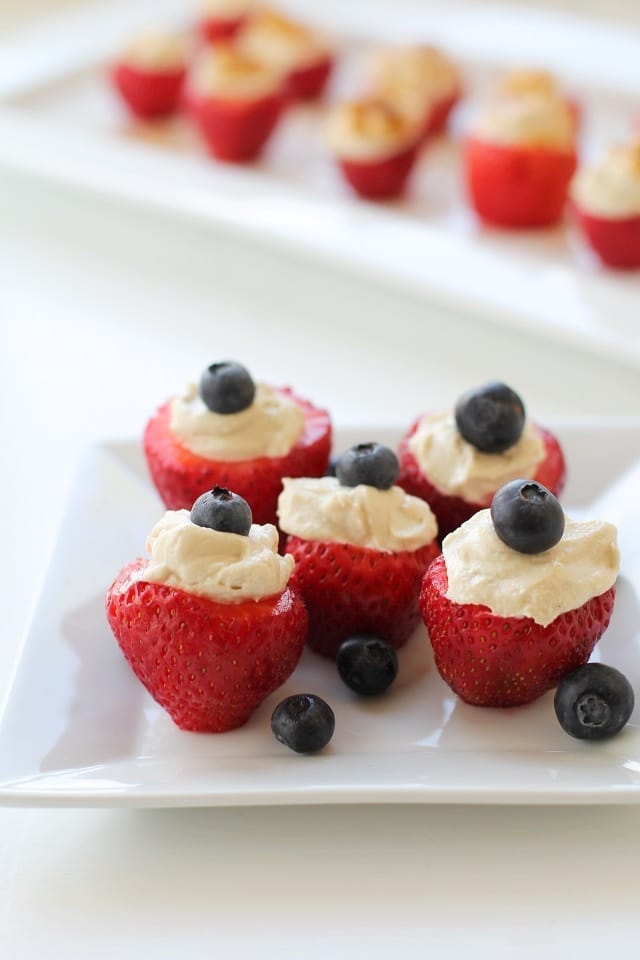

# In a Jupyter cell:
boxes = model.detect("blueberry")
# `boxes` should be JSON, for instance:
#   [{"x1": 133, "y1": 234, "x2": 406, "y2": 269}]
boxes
[
  {"x1": 454, "y1": 382, "x2": 525, "y2": 453},
  {"x1": 199, "y1": 361, "x2": 255, "y2": 414},
  {"x1": 336, "y1": 635, "x2": 399, "y2": 696},
  {"x1": 335, "y1": 443, "x2": 399, "y2": 490},
  {"x1": 190, "y1": 486, "x2": 252, "y2": 535},
  {"x1": 490, "y1": 479, "x2": 564, "y2": 554},
  {"x1": 325, "y1": 456, "x2": 338, "y2": 478},
  {"x1": 554, "y1": 664, "x2": 635, "y2": 741},
  {"x1": 271, "y1": 694, "x2": 335, "y2": 754}
]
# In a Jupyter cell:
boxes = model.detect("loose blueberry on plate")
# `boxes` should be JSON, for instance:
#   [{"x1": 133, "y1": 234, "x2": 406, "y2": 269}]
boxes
[
  {"x1": 191, "y1": 487, "x2": 253, "y2": 535},
  {"x1": 335, "y1": 442, "x2": 399, "y2": 490},
  {"x1": 491, "y1": 479, "x2": 565, "y2": 554},
  {"x1": 455, "y1": 381, "x2": 525, "y2": 453},
  {"x1": 200, "y1": 360, "x2": 256, "y2": 414},
  {"x1": 336, "y1": 635, "x2": 399, "y2": 696},
  {"x1": 271, "y1": 694, "x2": 335, "y2": 753},
  {"x1": 554, "y1": 664, "x2": 635, "y2": 740}
]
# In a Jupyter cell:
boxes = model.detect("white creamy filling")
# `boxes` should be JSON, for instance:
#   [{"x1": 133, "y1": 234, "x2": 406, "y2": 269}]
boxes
[
  {"x1": 188, "y1": 48, "x2": 283, "y2": 100},
  {"x1": 443, "y1": 510, "x2": 619, "y2": 627},
  {"x1": 169, "y1": 382, "x2": 304, "y2": 461},
  {"x1": 238, "y1": 14, "x2": 330, "y2": 72},
  {"x1": 326, "y1": 100, "x2": 418, "y2": 162},
  {"x1": 571, "y1": 145, "x2": 640, "y2": 219},
  {"x1": 369, "y1": 45, "x2": 459, "y2": 116},
  {"x1": 408, "y1": 411, "x2": 545, "y2": 504},
  {"x1": 197, "y1": 0, "x2": 253, "y2": 17},
  {"x1": 122, "y1": 31, "x2": 188, "y2": 72},
  {"x1": 277, "y1": 476, "x2": 438, "y2": 552},
  {"x1": 472, "y1": 93, "x2": 574, "y2": 149},
  {"x1": 131, "y1": 510, "x2": 294, "y2": 603}
]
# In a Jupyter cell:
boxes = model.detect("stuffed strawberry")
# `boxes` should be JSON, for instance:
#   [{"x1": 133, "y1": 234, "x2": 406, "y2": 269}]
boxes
[
  {"x1": 106, "y1": 488, "x2": 307, "y2": 732},
  {"x1": 186, "y1": 46, "x2": 286, "y2": 162},
  {"x1": 111, "y1": 31, "x2": 188, "y2": 120},
  {"x1": 420, "y1": 479, "x2": 619, "y2": 708},
  {"x1": 237, "y1": 8, "x2": 334, "y2": 101},
  {"x1": 144, "y1": 361, "x2": 331, "y2": 525},
  {"x1": 397, "y1": 382, "x2": 566, "y2": 540},
  {"x1": 465, "y1": 89, "x2": 577, "y2": 228},
  {"x1": 278, "y1": 442, "x2": 439, "y2": 658},
  {"x1": 327, "y1": 98, "x2": 421, "y2": 200},
  {"x1": 368, "y1": 44, "x2": 462, "y2": 141},
  {"x1": 571, "y1": 140, "x2": 640, "y2": 270}
]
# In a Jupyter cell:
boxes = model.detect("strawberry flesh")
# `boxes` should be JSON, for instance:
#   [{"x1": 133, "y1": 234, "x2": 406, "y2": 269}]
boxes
[
  {"x1": 106, "y1": 560, "x2": 307, "y2": 732},
  {"x1": 286, "y1": 536, "x2": 439, "y2": 659}
]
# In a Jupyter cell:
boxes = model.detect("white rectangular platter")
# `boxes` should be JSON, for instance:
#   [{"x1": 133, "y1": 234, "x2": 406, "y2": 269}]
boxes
[
  {"x1": 1, "y1": 421, "x2": 639, "y2": 807},
  {"x1": 0, "y1": 0, "x2": 639, "y2": 368}
]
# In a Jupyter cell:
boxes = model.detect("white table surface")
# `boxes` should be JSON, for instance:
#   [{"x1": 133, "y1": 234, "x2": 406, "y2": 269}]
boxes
[{"x1": 3, "y1": 2, "x2": 640, "y2": 955}]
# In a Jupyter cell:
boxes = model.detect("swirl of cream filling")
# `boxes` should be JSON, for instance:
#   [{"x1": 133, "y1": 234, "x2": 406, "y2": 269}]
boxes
[
  {"x1": 408, "y1": 411, "x2": 545, "y2": 504},
  {"x1": 237, "y1": 8, "x2": 331, "y2": 71},
  {"x1": 188, "y1": 47, "x2": 283, "y2": 100},
  {"x1": 443, "y1": 509, "x2": 619, "y2": 626},
  {"x1": 368, "y1": 45, "x2": 459, "y2": 118},
  {"x1": 121, "y1": 31, "x2": 189, "y2": 72},
  {"x1": 131, "y1": 510, "x2": 294, "y2": 602},
  {"x1": 326, "y1": 98, "x2": 420, "y2": 162},
  {"x1": 571, "y1": 142, "x2": 640, "y2": 219},
  {"x1": 169, "y1": 382, "x2": 304, "y2": 461},
  {"x1": 277, "y1": 476, "x2": 438, "y2": 551},
  {"x1": 472, "y1": 92, "x2": 574, "y2": 149},
  {"x1": 197, "y1": 0, "x2": 254, "y2": 17}
]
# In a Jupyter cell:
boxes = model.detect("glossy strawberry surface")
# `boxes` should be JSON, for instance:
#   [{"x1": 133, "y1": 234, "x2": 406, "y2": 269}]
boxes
[
  {"x1": 189, "y1": 90, "x2": 285, "y2": 161},
  {"x1": 112, "y1": 63, "x2": 185, "y2": 119},
  {"x1": 465, "y1": 137, "x2": 577, "y2": 228},
  {"x1": 106, "y1": 560, "x2": 307, "y2": 732},
  {"x1": 338, "y1": 143, "x2": 419, "y2": 200},
  {"x1": 420, "y1": 554, "x2": 616, "y2": 707},
  {"x1": 573, "y1": 205, "x2": 640, "y2": 270},
  {"x1": 285, "y1": 536, "x2": 439, "y2": 658}
]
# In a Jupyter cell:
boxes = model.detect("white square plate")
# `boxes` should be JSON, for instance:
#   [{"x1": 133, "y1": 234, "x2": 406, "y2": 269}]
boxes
[
  {"x1": 1, "y1": 421, "x2": 640, "y2": 807},
  {"x1": 1, "y1": 0, "x2": 639, "y2": 368}
]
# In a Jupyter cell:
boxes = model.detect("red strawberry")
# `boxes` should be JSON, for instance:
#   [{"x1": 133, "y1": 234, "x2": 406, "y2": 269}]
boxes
[
  {"x1": 572, "y1": 204, "x2": 640, "y2": 270},
  {"x1": 106, "y1": 560, "x2": 307, "y2": 732},
  {"x1": 338, "y1": 143, "x2": 419, "y2": 200},
  {"x1": 285, "y1": 536, "x2": 439, "y2": 659},
  {"x1": 143, "y1": 388, "x2": 331, "y2": 525},
  {"x1": 465, "y1": 137, "x2": 577, "y2": 228},
  {"x1": 286, "y1": 55, "x2": 333, "y2": 100},
  {"x1": 420, "y1": 554, "x2": 616, "y2": 708},
  {"x1": 397, "y1": 421, "x2": 566, "y2": 541},
  {"x1": 423, "y1": 88, "x2": 461, "y2": 138},
  {"x1": 112, "y1": 63, "x2": 186, "y2": 119},
  {"x1": 198, "y1": 14, "x2": 247, "y2": 42},
  {"x1": 189, "y1": 91, "x2": 285, "y2": 162}
]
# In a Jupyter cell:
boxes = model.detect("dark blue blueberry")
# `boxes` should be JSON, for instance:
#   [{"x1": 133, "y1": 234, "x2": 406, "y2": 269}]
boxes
[
  {"x1": 554, "y1": 664, "x2": 635, "y2": 741},
  {"x1": 335, "y1": 442, "x2": 399, "y2": 490},
  {"x1": 325, "y1": 456, "x2": 338, "y2": 478},
  {"x1": 490, "y1": 479, "x2": 564, "y2": 554},
  {"x1": 199, "y1": 361, "x2": 255, "y2": 414},
  {"x1": 190, "y1": 486, "x2": 252, "y2": 535},
  {"x1": 454, "y1": 382, "x2": 525, "y2": 453},
  {"x1": 336, "y1": 635, "x2": 399, "y2": 696},
  {"x1": 271, "y1": 694, "x2": 335, "y2": 754}
]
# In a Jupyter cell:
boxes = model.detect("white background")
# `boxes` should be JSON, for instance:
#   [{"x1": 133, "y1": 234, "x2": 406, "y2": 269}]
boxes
[{"x1": 2, "y1": 1, "x2": 640, "y2": 956}]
